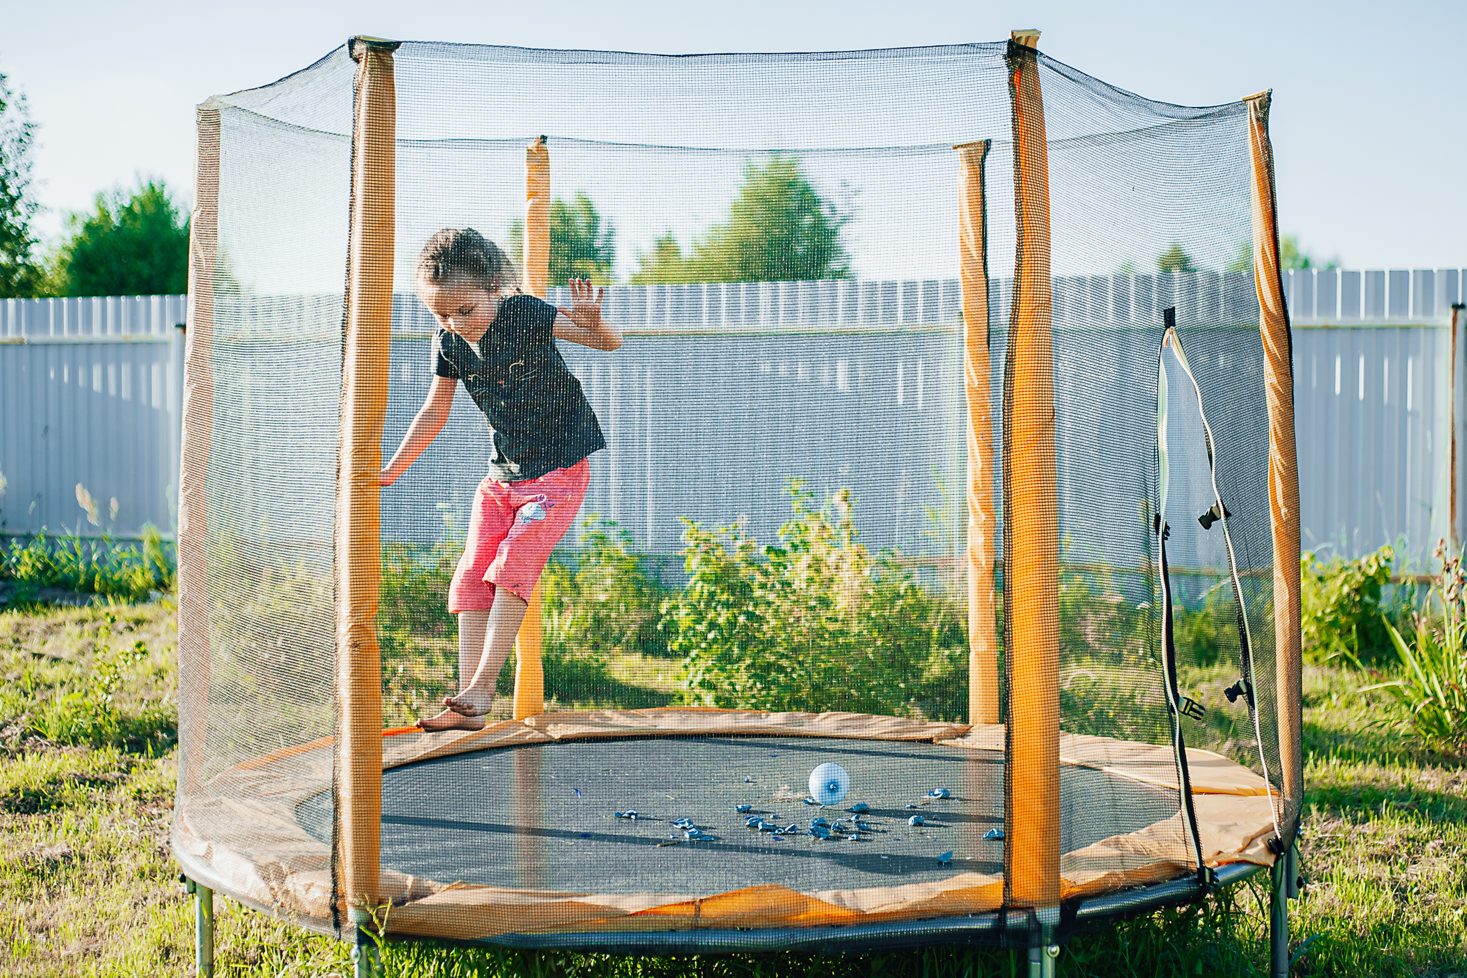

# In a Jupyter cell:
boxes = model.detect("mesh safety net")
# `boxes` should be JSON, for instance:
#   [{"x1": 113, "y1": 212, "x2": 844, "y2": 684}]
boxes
[{"x1": 173, "y1": 37, "x2": 1297, "y2": 947}]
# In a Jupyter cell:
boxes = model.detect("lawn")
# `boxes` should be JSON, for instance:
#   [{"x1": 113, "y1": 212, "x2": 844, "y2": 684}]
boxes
[{"x1": 0, "y1": 599, "x2": 1463, "y2": 977}]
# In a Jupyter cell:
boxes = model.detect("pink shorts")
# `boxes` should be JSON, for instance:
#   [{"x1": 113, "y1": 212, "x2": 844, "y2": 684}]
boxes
[{"x1": 447, "y1": 459, "x2": 590, "y2": 612}]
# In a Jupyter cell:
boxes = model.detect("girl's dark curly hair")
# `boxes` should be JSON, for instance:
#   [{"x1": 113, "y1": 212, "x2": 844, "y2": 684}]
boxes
[{"x1": 416, "y1": 228, "x2": 518, "y2": 292}]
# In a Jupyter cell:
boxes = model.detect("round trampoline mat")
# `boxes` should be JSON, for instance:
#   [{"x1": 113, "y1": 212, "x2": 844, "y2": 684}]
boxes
[{"x1": 298, "y1": 734, "x2": 1180, "y2": 894}]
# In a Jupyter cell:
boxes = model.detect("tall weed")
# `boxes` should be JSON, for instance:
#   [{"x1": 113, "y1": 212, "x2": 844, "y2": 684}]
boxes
[
  {"x1": 1366, "y1": 540, "x2": 1467, "y2": 755},
  {"x1": 0, "y1": 526, "x2": 175, "y2": 605}
]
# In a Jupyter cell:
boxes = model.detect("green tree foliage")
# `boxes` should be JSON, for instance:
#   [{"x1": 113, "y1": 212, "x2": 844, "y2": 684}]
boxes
[
  {"x1": 1156, "y1": 243, "x2": 1198, "y2": 273},
  {"x1": 1228, "y1": 234, "x2": 1339, "y2": 273},
  {"x1": 632, "y1": 155, "x2": 851, "y2": 284},
  {"x1": 631, "y1": 234, "x2": 696, "y2": 284},
  {"x1": 49, "y1": 179, "x2": 189, "y2": 296},
  {"x1": 0, "y1": 69, "x2": 42, "y2": 297},
  {"x1": 507, "y1": 192, "x2": 616, "y2": 286}
]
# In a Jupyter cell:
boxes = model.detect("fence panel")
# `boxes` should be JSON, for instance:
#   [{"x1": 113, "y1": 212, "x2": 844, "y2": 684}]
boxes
[
  {"x1": 0, "y1": 296, "x2": 186, "y2": 539},
  {"x1": 3, "y1": 275, "x2": 1466, "y2": 568}
]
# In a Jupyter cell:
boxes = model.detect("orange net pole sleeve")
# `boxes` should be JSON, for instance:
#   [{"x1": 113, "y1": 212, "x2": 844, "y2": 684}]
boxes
[
  {"x1": 1004, "y1": 30, "x2": 1061, "y2": 908},
  {"x1": 177, "y1": 105, "x2": 219, "y2": 796},
  {"x1": 955, "y1": 140, "x2": 1000, "y2": 726},
  {"x1": 512, "y1": 135, "x2": 551, "y2": 721},
  {"x1": 336, "y1": 36, "x2": 398, "y2": 912},
  {"x1": 1245, "y1": 90, "x2": 1303, "y2": 838}
]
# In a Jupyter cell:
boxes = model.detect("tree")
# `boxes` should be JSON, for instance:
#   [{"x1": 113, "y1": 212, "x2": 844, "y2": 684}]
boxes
[
  {"x1": 1156, "y1": 243, "x2": 1197, "y2": 273},
  {"x1": 506, "y1": 192, "x2": 616, "y2": 287},
  {"x1": 1228, "y1": 234, "x2": 1339, "y2": 273},
  {"x1": 630, "y1": 233, "x2": 696, "y2": 284},
  {"x1": 49, "y1": 179, "x2": 189, "y2": 296},
  {"x1": 632, "y1": 155, "x2": 851, "y2": 284},
  {"x1": 0, "y1": 69, "x2": 42, "y2": 297}
]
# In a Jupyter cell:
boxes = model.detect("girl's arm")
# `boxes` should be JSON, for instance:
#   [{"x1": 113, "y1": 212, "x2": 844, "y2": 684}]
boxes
[
  {"x1": 380, "y1": 375, "x2": 457, "y2": 486},
  {"x1": 552, "y1": 277, "x2": 623, "y2": 351}
]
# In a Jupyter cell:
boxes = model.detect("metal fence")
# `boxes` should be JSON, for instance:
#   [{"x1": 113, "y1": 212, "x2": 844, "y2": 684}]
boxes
[{"x1": 2, "y1": 269, "x2": 1464, "y2": 567}]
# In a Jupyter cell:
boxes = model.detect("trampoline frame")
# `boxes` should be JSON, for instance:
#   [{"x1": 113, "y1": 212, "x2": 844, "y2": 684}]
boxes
[
  {"x1": 181, "y1": 856, "x2": 1294, "y2": 977},
  {"x1": 174, "y1": 708, "x2": 1283, "y2": 978}
]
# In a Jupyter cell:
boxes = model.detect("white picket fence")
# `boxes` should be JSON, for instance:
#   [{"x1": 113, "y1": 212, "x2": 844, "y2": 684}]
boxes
[{"x1": 1, "y1": 269, "x2": 1464, "y2": 567}]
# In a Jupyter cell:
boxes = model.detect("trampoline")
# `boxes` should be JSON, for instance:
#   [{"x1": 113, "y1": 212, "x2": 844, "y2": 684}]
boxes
[
  {"x1": 174, "y1": 30, "x2": 1304, "y2": 978},
  {"x1": 174, "y1": 709, "x2": 1278, "y2": 944}
]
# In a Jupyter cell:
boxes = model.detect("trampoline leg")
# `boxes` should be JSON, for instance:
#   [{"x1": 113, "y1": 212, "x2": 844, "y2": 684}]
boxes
[
  {"x1": 1270, "y1": 852, "x2": 1291, "y2": 977},
  {"x1": 1027, "y1": 923, "x2": 1059, "y2": 978},
  {"x1": 184, "y1": 877, "x2": 214, "y2": 978},
  {"x1": 350, "y1": 907, "x2": 382, "y2": 978}
]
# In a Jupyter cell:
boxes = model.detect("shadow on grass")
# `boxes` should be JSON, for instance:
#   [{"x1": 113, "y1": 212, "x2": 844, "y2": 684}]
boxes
[
  {"x1": 1307, "y1": 777, "x2": 1467, "y2": 825},
  {"x1": 1301, "y1": 715, "x2": 1427, "y2": 769},
  {"x1": 1305, "y1": 708, "x2": 1465, "y2": 774},
  {"x1": 543, "y1": 651, "x2": 677, "y2": 710}
]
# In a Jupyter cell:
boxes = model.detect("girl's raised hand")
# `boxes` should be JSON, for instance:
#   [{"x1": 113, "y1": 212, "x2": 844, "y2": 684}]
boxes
[{"x1": 558, "y1": 277, "x2": 605, "y2": 330}]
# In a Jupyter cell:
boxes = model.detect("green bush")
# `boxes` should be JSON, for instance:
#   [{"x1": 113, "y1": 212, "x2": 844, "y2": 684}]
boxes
[
  {"x1": 661, "y1": 482, "x2": 964, "y2": 719},
  {"x1": 1059, "y1": 560, "x2": 1151, "y2": 663},
  {"x1": 1368, "y1": 541, "x2": 1467, "y2": 755},
  {"x1": 1302, "y1": 544, "x2": 1404, "y2": 666},
  {"x1": 0, "y1": 527, "x2": 174, "y2": 605}
]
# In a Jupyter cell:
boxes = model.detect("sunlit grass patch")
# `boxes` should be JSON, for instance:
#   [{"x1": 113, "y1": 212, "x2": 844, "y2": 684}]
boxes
[{"x1": 0, "y1": 602, "x2": 176, "y2": 756}]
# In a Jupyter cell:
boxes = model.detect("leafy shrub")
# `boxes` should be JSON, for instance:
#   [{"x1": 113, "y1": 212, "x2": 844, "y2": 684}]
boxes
[
  {"x1": 379, "y1": 541, "x2": 459, "y2": 643},
  {"x1": 1058, "y1": 561, "x2": 1151, "y2": 663},
  {"x1": 661, "y1": 482, "x2": 964, "y2": 719},
  {"x1": 1368, "y1": 541, "x2": 1467, "y2": 755},
  {"x1": 1302, "y1": 545, "x2": 1404, "y2": 666},
  {"x1": 376, "y1": 540, "x2": 464, "y2": 723},
  {"x1": 1, "y1": 526, "x2": 174, "y2": 605}
]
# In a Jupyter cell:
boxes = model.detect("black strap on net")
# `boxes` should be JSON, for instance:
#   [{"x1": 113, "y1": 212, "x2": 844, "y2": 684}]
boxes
[{"x1": 1155, "y1": 308, "x2": 1283, "y2": 884}]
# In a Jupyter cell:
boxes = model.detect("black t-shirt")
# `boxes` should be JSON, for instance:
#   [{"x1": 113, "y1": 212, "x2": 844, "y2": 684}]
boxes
[{"x1": 434, "y1": 293, "x2": 606, "y2": 482}]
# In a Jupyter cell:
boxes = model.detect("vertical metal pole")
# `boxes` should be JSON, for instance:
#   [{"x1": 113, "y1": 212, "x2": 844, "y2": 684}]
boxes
[
  {"x1": 169, "y1": 319, "x2": 186, "y2": 527},
  {"x1": 1244, "y1": 89, "x2": 1304, "y2": 838},
  {"x1": 1450, "y1": 302, "x2": 1464, "y2": 551},
  {"x1": 512, "y1": 134, "x2": 551, "y2": 720},
  {"x1": 338, "y1": 32, "x2": 398, "y2": 923},
  {"x1": 1270, "y1": 854, "x2": 1291, "y2": 977},
  {"x1": 185, "y1": 878, "x2": 214, "y2": 978},
  {"x1": 351, "y1": 906, "x2": 382, "y2": 978},
  {"x1": 1003, "y1": 25, "x2": 1061, "y2": 914},
  {"x1": 1027, "y1": 924, "x2": 1059, "y2": 978},
  {"x1": 953, "y1": 137, "x2": 999, "y2": 726}
]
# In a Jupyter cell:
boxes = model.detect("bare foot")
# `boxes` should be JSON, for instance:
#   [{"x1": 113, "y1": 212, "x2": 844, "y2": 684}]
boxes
[
  {"x1": 416, "y1": 707, "x2": 486, "y2": 733},
  {"x1": 443, "y1": 688, "x2": 494, "y2": 717}
]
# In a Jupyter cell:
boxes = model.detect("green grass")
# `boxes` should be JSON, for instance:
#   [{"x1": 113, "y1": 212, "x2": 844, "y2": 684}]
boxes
[{"x1": 1, "y1": 601, "x2": 1464, "y2": 976}]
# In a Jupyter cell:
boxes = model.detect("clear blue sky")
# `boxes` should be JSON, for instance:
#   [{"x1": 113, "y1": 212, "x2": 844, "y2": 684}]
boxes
[{"x1": 5, "y1": 0, "x2": 1464, "y2": 271}]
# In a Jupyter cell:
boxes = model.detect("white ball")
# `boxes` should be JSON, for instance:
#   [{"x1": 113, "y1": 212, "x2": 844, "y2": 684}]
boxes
[{"x1": 808, "y1": 762, "x2": 850, "y2": 806}]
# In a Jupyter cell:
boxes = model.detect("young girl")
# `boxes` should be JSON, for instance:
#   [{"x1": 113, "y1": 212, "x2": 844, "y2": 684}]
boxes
[{"x1": 380, "y1": 228, "x2": 622, "y2": 732}]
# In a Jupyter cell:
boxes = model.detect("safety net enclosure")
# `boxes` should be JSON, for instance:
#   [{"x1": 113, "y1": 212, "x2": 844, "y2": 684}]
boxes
[{"x1": 173, "y1": 32, "x2": 1302, "y2": 963}]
